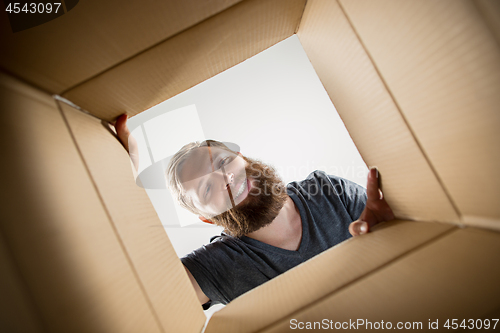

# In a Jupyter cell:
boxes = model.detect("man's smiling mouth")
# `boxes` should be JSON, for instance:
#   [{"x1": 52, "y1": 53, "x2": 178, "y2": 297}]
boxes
[{"x1": 234, "y1": 177, "x2": 248, "y2": 199}]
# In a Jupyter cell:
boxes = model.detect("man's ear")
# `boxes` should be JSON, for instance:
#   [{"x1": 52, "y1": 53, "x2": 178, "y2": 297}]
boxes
[{"x1": 199, "y1": 216, "x2": 214, "y2": 224}]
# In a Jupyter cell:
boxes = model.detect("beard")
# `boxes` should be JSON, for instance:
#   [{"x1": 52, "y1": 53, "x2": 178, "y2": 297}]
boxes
[{"x1": 208, "y1": 156, "x2": 289, "y2": 237}]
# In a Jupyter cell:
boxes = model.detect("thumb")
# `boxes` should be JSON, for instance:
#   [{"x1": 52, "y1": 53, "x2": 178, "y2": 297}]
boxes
[{"x1": 349, "y1": 220, "x2": 369, "y2": 237}]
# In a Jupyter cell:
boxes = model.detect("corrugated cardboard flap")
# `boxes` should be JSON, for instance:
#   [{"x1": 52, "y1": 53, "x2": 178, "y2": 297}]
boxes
[
  {"x1": 339, "y1": 0, "x2": 500, "y2": 229},
  {"x1": 0, "y1": 73, "x2": 163, "y2": 332},
  {"x1": 61, "y1": 0, "x2": 307, "y2": 121},
  {"x1": 298, "y1": 0, "x2": 500, "y2": 231},
  {"x1": 205, "y1": 220, "x2": 454, "y2": 333},
  {"x1": 0, "y1": 0, "x2": 243, "y2": 94},
  {"x1": 259, "y1": 227, "x2": 500, "y2": 332},
  {"x1": 59, "y1": 101, "x2": 207, "y2": 333}
]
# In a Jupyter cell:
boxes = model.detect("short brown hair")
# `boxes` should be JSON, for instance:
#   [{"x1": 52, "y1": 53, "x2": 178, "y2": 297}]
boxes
[{"x1": 165, "y1": 140, "x2": 235, "y2": 216}]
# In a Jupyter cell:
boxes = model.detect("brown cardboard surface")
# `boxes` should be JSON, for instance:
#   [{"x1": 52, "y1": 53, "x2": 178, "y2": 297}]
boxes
[
  {"x1": 340, "y1": 0, "x2": 500, "y2": 223},
  {"x1": 1, "y1": 1, "x2": 498, "y2": 331},
  {"x1": 0, "y1": 231, "x2": 42, "y2": 332},
  {"x1": 62, "y1": 0, "x2": 307, "y2": 121},
  {"x1": 59, "y1": 102, "x2": 206, "y2": 333},
  {"x1": 205, "y1": 220, "x2": 455, "y2": 333},
  {"x1": 0, "y1": 73, "x2": 161, "y2": 332},
  {"x1": 474, "y1": 0, "x2": 500, "y2": 45},
  {"x1": 261, "y1": 227, "x2": 500, "y2": 332},
  {"x1": 0, "y1": 0, "x2": 242, "y2": 94},
  {"x1": 462, "y1": 215, "x2": 500, "y2": 232},
  {"x1": 297, "y1": 0, "x2": 460, "y2": 223}
]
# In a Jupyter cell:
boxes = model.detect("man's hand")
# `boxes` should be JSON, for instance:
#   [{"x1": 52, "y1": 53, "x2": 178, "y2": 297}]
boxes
[
  {"x1": 112, "y1": 114, "x2": 139, "y2": 172},
  {"x1": 349, "y1": 167, "x2": 395, "y2": 236}
]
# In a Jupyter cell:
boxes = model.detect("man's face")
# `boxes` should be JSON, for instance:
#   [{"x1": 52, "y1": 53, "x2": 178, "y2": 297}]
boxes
[
  {"x1": 177, "y1": 146, "x2": 289, "y2": 237},
  {"x1": 178, "y1": 146, "x2": 251, "y2": 218}
]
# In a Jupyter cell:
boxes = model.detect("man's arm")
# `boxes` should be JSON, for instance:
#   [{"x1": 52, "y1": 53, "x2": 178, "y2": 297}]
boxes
[
  {"x1": 112, "y1": 114, "x2": 210, "y2": 306},
  {"x1": 184, "y1": 266, "x2": 210, "y2": 305},
  {"x1": 349, "y1": 167, "x2": 394, "y2": 236}
]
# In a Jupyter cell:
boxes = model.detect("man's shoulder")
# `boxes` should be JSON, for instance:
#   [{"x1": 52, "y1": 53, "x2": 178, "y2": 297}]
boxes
[
  {"x1": 287, "y1": 170, "x2": 366, "y2": 201},
  {"x1": 208, "y1": 232, "x2": 240, "y2": 246},
  {"x1": 287, "y1": 170, "x2": 343, "y2": 185},
  {"x1": 287, "y1": 170, "x2": 341, "y2": 194}
]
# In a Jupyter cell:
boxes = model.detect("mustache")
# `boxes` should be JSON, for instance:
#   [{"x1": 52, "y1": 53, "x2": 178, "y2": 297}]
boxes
[
  {"x1": 225, "y1": 172, "x2": 247, "y2": 208},
  {"x1": 229, "y1": 176, "x2": 254, "y2": 205}
]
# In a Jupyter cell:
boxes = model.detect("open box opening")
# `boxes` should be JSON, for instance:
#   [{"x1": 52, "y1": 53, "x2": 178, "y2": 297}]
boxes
[{"x1": 1, "y1": 0, "x2": 500, "y2": 332}]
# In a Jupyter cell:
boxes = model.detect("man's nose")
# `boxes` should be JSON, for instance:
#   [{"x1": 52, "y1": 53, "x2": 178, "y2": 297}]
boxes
[{"x1": 223, "y1": 172, "x2": 234, "y2": 189}]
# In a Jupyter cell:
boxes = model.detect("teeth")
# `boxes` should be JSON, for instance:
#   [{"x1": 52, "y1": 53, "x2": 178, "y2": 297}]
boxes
[{"x1": 234, "y1": 178, "x2": 247, "y2": 199}]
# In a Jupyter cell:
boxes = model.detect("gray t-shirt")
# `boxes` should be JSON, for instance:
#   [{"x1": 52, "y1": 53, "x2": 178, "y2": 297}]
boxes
[{"x1": 181, "y1": 170, "x2": 367, "y2": 308}]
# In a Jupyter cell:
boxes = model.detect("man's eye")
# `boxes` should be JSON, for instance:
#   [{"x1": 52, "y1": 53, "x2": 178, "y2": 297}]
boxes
[
  {"x1": 205, "y1": 184, "x2": 211, "y2": 197},
  {"x1": 219, "y1": 157, "x2": 230, "y2": 167}
]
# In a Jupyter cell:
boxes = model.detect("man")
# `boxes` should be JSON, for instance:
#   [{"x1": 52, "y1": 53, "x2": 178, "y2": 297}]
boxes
[{"x1": 113, "y1": 114, "x2": 394, "y2": 309}]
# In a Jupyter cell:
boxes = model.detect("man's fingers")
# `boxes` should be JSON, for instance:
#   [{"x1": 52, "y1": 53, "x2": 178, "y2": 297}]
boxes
[
  {"x1": 366, "y1": 167, "x2": 381, "y2": 201},
  {"x1": 115, "y1": 114, "x2": 129, "y2": 134},
  {"x1": 114, "y1": 114, "x2": 130, "y2": 151},
  {"x1": 349, "y1": 220, "x2": 369, "y2": 237}
]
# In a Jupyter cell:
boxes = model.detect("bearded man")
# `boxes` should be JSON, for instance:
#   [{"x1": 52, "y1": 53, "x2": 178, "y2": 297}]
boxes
[{"x1": 113, "y1": 114, "x2": 394, "y2": 309}]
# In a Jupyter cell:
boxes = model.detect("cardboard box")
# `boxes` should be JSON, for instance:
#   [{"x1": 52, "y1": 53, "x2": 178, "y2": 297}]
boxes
[{"x1": 1, "y1": 0, "x2": 499, "y2": 331}]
